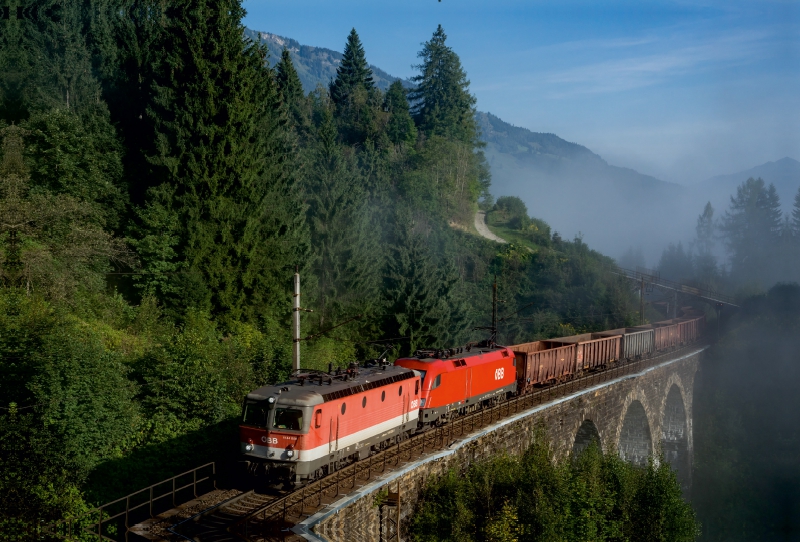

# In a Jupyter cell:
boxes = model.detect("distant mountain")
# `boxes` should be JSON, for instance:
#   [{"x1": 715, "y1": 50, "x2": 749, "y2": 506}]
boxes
[
  {"x1": 478, "y1": 113, "x2": 693, "y2": 263},
  {"x1": 694, "y1": 157, "x2": 800, "y2": 214},
  {"x1": 244, "y1": 29, "x2": 411, "y2": 93}
]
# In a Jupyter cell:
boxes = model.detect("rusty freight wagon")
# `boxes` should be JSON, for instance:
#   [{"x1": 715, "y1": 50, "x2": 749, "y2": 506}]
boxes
[
  {"x1": 592, "y1": 328, "x2": 655, "y2": 361},
  {"x1": 632, "y1": 322, "x2": 673, "y2": 351},
  {"x1": 545, "y1": 333, "x2": 622, "y2": 372},
  {"x1": 672, "y1": 316, "x2": 704, "y2": 345},
  {"x1": 511, "y1": 340, "x2": 577, "y2": 390}
]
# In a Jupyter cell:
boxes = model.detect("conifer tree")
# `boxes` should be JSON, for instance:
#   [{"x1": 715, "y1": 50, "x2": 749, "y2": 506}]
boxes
[
  {"x1": 275, "y1": 47, "x2": 308, "y2": 130},
  {"x1": 792, "y1": 186, "x2": 800, "y2": 236},
  {"x1": 384, "y1": 80, "x2": 417, "y2": 146},
  {"x1": 329, "y1": 28, "x2": 374, "y2": 108},
  {"x1": 721, "y1": 177, "x2": 783, "y2": 285},
  {"x1": 693, "y1": 202, "x2": 718, "y2": 285},
  {"x1": 409, "y1": 25, "x2": 478, "y2": 144},
  {"x1": 304, "y1": 103, "x2": 382, "y2": 332},
  {"x1": 140, "y1": 0, "x2": 309, "y2": 324},
  {"x1": 383, "y1": 209, "x2": 467, "y2": 355}
]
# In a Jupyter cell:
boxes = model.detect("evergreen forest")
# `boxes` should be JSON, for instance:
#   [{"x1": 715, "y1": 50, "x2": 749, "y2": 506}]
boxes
[{"x1": 0, "y1": 0, "x2": 644, "y2": 534}]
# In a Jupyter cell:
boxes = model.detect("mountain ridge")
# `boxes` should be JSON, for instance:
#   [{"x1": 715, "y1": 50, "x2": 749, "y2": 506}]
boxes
[
  {"x1": 244, "y1": 29, "x2": 412, "y2": 93},
  {"x1": 697, "y1": 157, "x2": 800, "y2": 213}
]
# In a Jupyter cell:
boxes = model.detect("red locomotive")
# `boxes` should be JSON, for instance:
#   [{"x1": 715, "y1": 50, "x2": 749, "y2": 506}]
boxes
[
  {"x1": 239, "y1": 362, "x2": 420, "y2": 485},
  {"x1": 393, "y1": 341, "x2": 517, "y2": 427}
]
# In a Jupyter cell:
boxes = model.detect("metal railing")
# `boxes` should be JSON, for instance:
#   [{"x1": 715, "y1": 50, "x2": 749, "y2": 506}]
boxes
[{"x1": 43, "y1": 462, "x2": 216, "y2": 541}]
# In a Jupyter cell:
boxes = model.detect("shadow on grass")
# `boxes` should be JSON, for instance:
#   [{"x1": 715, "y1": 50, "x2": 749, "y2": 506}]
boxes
[{"x1": 83, "y1": 417, "x2": 246, "y2": 506}]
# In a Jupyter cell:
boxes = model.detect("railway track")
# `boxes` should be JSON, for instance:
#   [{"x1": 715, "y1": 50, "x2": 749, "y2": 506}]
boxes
[
  {"x1": 226, "y1": 343, "x2": 707, "y2": 540},
  {"x1": 168, "y1": 489, "x2": 287, "y2": 542}
]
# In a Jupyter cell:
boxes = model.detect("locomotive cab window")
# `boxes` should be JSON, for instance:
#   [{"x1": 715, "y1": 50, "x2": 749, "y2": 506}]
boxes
[
  {"x1": 314, "y1": 409, "x2": 322, "y2": 428},
  {"x1": 242, "y1": 401, "x2": 269, "y2": 427},
  {"x1": 273, "y1": 408, "x2": 303, "y2": 431},
  {"x1": 431, "y1": 374, "x2": 442, "y2": 390},
  {"x1": 415, "y1": 379, "x2": 419, "y2": 395}
]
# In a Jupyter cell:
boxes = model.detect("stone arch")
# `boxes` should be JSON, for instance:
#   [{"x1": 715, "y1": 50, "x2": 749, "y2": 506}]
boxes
[
  {"x1": 572, "y1": 419, "x2": 602, "y2": 457},
  {"x1": 617, "y1": 394, "x2": 653, "y2": 466},
  {"x1": 661, "y1": 383, "x2": 690, "y2": 490}
]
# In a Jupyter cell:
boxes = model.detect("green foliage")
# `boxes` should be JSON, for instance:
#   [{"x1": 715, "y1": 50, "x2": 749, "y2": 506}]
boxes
[
  {"x1": 383, "y1": 210, "x2": 470, "y2": 355},
  {"x1": 410, "y1": 431, "x2": 698, "y2": 542},
  {"x1": 0, "y1": 125, "x2": 132, "y2": 301},
  {"x1": 22, "y1": 108, "x2": 126, "y2": 228},
  {"x1": 721, "y1": 177, "x2": 783, "y2": 286},
  {"x1": 487, "y1": 198, "x2": 551, "y2": 247},
  {"x1": 384, "y1": 81, "x2": 417, "y2": 146},
  {"x1": 303, "y1": 104, "x2": 383, "y2": 339},
  {"x1": 329, "y1": 28, "x2": 375, "y2": 108},
  {"x1": 141, "y1": 0, "x2": 310, "y2": 324},
  {"x1": 275, "y1": 47, "x2": 311, "y2": 134},
  {"x1": 410, "y1": 25, "x2": 478, "y2": 145},
  {"x1": 657, "y1": 242, "x2": 693, "y2": 283}
]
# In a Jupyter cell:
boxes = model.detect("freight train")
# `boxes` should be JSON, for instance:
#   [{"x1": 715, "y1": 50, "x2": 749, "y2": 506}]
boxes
[{"x1": 239, "y1": 315, "x2": 705, "y2": 485}]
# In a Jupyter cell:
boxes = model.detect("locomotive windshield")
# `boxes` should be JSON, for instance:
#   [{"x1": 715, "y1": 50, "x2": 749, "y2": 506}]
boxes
[
  {"x1": 273, "y1": 408, "x2": 304, "y2": 431},
  {"x1": 242, "y1": 401, "x2": 269, "y2": 427}
]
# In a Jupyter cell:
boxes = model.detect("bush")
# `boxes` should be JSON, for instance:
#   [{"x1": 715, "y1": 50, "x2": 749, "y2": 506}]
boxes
[{"x1": 410, "y1": 429, "x2": 698, "y2": 542}]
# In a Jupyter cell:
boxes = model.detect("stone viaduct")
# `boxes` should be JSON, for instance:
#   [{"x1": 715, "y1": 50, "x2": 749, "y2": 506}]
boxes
[{"x1": 291, "y1": 345, "x2": 705, "y2": 542}]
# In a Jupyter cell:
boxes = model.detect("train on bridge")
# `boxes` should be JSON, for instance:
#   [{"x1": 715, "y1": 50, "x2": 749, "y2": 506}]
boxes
[{"x1": 239, "y1": 314, "x2": 705, "y2": 486}]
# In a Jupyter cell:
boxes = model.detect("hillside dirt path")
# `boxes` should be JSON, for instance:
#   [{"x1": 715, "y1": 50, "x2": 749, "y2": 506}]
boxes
[{"x1": 474, "y1": 211, "x2": 507, "y2": 244}]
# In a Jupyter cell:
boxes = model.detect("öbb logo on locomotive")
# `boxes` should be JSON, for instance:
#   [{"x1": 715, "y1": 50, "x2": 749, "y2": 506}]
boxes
[{"x1": 239, "y1": 315, "x2": 705, "y2": 485}]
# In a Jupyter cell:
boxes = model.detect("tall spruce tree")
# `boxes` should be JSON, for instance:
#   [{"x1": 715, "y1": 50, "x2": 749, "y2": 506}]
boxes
[
  {"x1": 693, "y1": 202, "x2": 718, "y2": 285},
  {"x1": 275, "y1": 47, "x2": 308, "y2": 131},
  {"x1": 409, "y1": 25, "x2": 478, "y2": 144},
  {"x1": 792, "y1": 186, "x2": 800, "y2": 236},
  {"x1": 383, "y1": 209, "x2": 467, "y2": 355},
  {"x1": 138, "y1": 0, "x2": 309, "y2": 324},
  {"x1": 384, "y1": 80, "x2": 417, "y2": 146},
  {"x1": 329, "y1": 29, "x2": 374, "y2": 108},
  {"x1": 304, "y1": 104, "x2": 382, "y2": 332},
  {"x1": 721, "y1": 177, "x2": 783, "y2": 286}
]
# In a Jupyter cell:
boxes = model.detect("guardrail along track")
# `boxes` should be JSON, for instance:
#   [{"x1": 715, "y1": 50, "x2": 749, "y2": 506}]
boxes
[
  {"x1": 43, "y1": 462, "x2": 218, "y2": 541},
  {"x1": 233, "y1": 343, "x2": 706, "y2": 539}
]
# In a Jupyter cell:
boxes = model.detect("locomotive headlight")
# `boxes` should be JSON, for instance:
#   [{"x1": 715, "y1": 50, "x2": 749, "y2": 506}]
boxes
[
  {"x1": 287, "y1": 449, "x2": 295, "y2": 458},
  {"x1": 245, "y1": 443, "x2": 254, "y2": 452},
  {"x1": 268, "y1": 397, "x2": 276, "y2": 404}
]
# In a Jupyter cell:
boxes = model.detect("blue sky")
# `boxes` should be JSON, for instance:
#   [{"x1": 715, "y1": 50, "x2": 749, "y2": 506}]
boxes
[{"x1": 243, "y1": 0, "x2": 799, "y2": 184}]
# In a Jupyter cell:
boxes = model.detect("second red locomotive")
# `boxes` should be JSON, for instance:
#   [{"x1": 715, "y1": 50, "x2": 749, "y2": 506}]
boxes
[{"x1": 394, "y1": 341, "x2": 517, "y2": 427}]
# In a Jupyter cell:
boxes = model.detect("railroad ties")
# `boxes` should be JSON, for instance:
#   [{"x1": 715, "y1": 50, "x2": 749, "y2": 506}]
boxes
[{"x1": 166, "y1": 490, "x2": 286, "y2": 542}]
